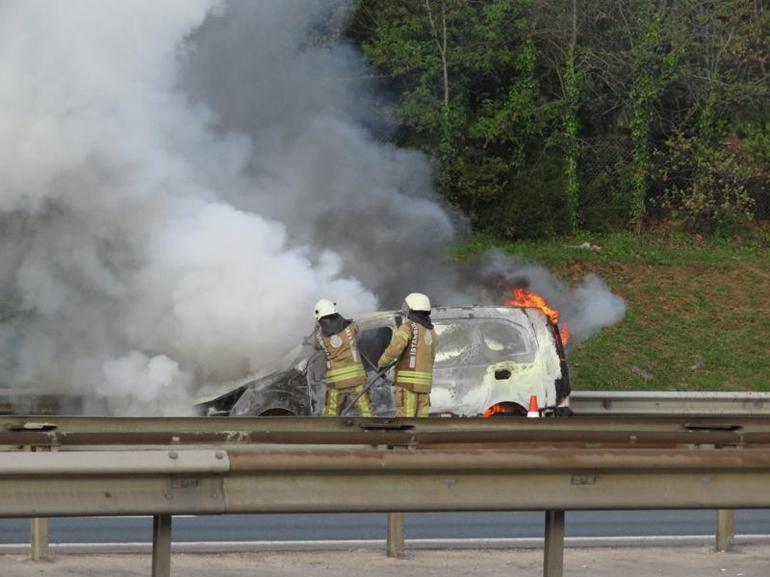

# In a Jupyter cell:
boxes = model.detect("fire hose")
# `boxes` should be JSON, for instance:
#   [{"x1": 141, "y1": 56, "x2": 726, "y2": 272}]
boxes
[{"x1": 340, "y1": 352, "x2": 392, "y2": 416}]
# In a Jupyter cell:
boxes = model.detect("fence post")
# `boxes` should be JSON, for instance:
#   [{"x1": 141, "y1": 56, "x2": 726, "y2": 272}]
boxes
[
  {"x1": 716, "y1": 509, "x2": 735, "y2": 552},
  {"x1": 544, "y1": 510, "x2": 565, "y2": 577},
  {"x1": 386, "y1": 512, "x2": 405, "y2": 558},
  {"x1": 30, "y1": 518, "x2": 49, "y2": 561},
  {"x1": 152, "y1": 515, "x2": 172, "y2": 577}
]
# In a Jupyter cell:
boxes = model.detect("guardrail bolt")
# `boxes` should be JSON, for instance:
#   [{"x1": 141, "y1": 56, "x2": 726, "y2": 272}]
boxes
[{"x1": 168, "y1": 451, "x2": 178, "y2": 460}]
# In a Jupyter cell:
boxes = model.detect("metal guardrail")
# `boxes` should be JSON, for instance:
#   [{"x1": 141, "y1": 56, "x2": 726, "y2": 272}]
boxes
[
  {"x1": 571, "y1": 391, "x2": 770, "y2": 415},
  {"x1": 3, "y1": 414, "x2": 770, "y2": 446},
  {"x1": 4, "y1": 446, "x2": 770, "y2": 514},
  {"x1": 3, "y1": 415, "x2": 770, "y2": 577},
  {"x1": 4, "y1": 389, "x2": 770, "y2": 417}
]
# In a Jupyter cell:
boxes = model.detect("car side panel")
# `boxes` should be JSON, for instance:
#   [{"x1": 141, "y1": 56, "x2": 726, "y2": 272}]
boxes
[{"x1": 430, "y1": 308, "x2": 563, "y2": 415}]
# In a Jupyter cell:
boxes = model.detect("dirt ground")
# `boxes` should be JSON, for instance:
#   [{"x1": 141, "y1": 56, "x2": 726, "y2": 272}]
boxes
[{"x1": 3, "y1": 545, "x2": 769, "y2": 577}]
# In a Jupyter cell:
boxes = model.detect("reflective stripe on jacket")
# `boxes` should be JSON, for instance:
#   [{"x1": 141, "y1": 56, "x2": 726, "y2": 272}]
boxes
[
  {"x1": 315, "y1": 321, "x2": 365, "y2": 389},
  {"x1": 378, "y1": 319, "x2": 437, "y2": 394}
]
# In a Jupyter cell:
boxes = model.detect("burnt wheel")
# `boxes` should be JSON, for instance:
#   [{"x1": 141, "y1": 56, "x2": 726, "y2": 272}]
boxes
[{"x1": 258, "y1": 408, "x2": 296, "y2": 416}]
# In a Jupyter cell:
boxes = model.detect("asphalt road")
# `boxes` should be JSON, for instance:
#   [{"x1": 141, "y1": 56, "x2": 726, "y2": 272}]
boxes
[{"x1": 0, "y1": 511, "x2": 769, "y2": 544}]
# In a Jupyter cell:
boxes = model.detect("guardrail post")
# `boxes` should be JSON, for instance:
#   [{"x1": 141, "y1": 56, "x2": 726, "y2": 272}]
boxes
[
  {"x1": 30, "y1": 517, "x2": 49, "y2": 560},
  {"x1": 386, "y1": 512, "x2": 405, "y2": 558},
  {"x1": 386, "y1": 443, "x2": 407, "y2": 558},
  {"x1": 27, "y1": 444, "x2": 52, "y2": 561},
  {"x1": 152, "y1": 515, "x2": 172, "y2": 577},
  {"x1": 716, "y1": 509, "x2": 735, "y2": 552},
  {"x1": 544, "y1": 510, "x2": 565, "y2": 577}
]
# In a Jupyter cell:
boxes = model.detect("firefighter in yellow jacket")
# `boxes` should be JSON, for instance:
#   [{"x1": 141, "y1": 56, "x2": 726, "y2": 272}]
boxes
[
  {"x1": 377, "y1": 292, "x2": 437, "y2": 417},
  {"x1": 313, "y1": 298, "x2": 372, "y2": 417}
]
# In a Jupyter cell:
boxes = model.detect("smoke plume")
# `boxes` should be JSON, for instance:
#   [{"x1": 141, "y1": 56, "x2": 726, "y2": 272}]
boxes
[
  {"x1": 0, "y1": 0, "x2": 624, "y2": 415},
  {"x1": 454, "y1": 251, "x2": 627, "y2": 346}
]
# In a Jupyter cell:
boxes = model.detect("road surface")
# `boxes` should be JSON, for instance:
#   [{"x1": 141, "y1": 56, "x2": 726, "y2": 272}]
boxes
[
  {"x1": 1, "y1": 510, "x2": 769, "y2": 544},
  {"x1": 3, "y1": 546, "x2": 770, "y2": 577}
]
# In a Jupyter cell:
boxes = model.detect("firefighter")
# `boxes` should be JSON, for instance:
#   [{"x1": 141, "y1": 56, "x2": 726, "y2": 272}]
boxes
[
  {"x1": 313, "y1": 298, "x2": 372, "y2": 417},
  {"x1": 377, "y1": 292, "x2": 437, "y2": 418}
]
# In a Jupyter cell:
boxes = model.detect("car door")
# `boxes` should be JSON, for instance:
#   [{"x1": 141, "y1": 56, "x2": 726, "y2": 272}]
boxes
[{"x1": 431, "y1": 314, "x2": 537, "y2": 416}]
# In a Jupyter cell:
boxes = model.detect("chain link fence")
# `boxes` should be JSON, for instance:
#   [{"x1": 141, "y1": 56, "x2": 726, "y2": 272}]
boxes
[{"x1": 577, "y1": 135, "x2": 635, "y2": 232}]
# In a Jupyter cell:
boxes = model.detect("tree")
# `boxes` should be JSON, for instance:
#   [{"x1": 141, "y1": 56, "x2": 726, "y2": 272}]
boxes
[
  {"x1": 350, "y1": 0, "x2": 564, "y2": 238},
  {"x1": 563, "y1": 0, "x2": 579, "y2": 234},
  {"x1": 348, "y1": 0, "x2": 770, "y2": 237},
  {"x1": 651, "y1": 0, "x2": 770, "y2": 231},
  {"x1": 629, "y1": 0, "x2": 677, "y2": 232}
]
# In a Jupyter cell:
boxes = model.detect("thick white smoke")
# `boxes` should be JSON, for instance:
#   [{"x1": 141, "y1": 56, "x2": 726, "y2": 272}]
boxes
[
  {"x1": 0, "y1": 0, "x2": 625, "y2": 415},
  {"x1": 0, "y1": 0, "x2": 377, "y2": 414},
  {"x1": 180, "y1": 1, "x2": 459, "y2": 303}
]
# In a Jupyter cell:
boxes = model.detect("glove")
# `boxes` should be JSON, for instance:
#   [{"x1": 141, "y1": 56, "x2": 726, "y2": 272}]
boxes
[{"x1": 378, "y1": 361, "x2": 394, "y2": 372}]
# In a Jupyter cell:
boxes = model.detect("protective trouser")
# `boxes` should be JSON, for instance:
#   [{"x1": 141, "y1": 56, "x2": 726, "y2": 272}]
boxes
[
  {"x1": 395, "y1": 386, "x2": 430, "y2": 417},
  {"x1": 325, "y1": 384, "x2": 372, "y2": 417}
]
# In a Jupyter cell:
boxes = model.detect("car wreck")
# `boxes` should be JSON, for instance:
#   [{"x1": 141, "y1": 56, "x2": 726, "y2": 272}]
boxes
[{"x1": 195, "y1": 303, "x2": 572, "y2": 418}]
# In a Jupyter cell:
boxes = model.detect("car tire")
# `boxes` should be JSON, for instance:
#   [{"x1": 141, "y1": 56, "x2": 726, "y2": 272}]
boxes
[{"x1": 258, "y1": 408, "x2": 296, "y2": 416}]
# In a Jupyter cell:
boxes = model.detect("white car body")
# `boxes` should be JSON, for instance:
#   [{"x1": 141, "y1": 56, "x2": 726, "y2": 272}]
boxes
[{"x1": 197, "y1": 305, "x2": 571, "y2": 417}]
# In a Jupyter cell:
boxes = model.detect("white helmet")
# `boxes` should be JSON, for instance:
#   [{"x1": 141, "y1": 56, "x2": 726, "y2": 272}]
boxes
[
  {"x1": 404, "y1": 292, "x2": 431, "y2": 312},
  {"x1": 313, "y1": 298, "x2": 337, "y2": 320}
]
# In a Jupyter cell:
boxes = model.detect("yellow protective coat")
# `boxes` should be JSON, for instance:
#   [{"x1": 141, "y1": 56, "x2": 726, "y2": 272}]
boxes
[
  {"x1": 315, "y1": 321, "x2": 366, "y2": 390},
  {"x1": 378, "y1": 318, "x2": 437, "y2": 419},
  {"x1": 315, "y1": 320, "x2": 371, "y2": 416}
]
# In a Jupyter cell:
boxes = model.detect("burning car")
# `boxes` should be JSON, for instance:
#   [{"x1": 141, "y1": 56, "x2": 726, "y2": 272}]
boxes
[{"x1": 195, "y1": 293, "x2": 572, "y2": 417}]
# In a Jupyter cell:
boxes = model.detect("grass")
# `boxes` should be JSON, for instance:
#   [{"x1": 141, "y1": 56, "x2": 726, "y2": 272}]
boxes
[{"x1": 457, "y1": 232, "x2": 770, "y2": 392}]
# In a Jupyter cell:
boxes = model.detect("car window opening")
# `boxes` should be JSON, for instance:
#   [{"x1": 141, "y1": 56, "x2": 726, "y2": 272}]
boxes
[
  {"x1": 357, "y1": 327, "x2": 394, "y2": 371},
  {"x1": 434, "y1": 319, "x2": 532, "y2": 368}
]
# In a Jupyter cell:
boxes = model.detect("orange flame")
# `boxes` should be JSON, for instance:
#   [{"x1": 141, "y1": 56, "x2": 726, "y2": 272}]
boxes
[
  {"x1": 506, "y1": 288, "x2": 570, "y2": 346},
  {"x1": 483, "y1": 403, "x2": 509, "y2": 418},
  {"x1": 559, "y1": 325, "x2": 570, "y2": 346}
]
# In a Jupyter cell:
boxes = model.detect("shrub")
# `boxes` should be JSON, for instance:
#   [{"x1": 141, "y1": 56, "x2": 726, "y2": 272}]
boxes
[{"x1": 653, "y1": 131, "x2": 756, "y2": 235}]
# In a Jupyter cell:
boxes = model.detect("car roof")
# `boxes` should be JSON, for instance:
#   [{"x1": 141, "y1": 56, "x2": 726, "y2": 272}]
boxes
[
  {"x1": 194, "y1": 305, "x2": 537, "y2": 405},
  {"x1": 355, "y1": 305, "x2": 533, "y2": 324}
]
